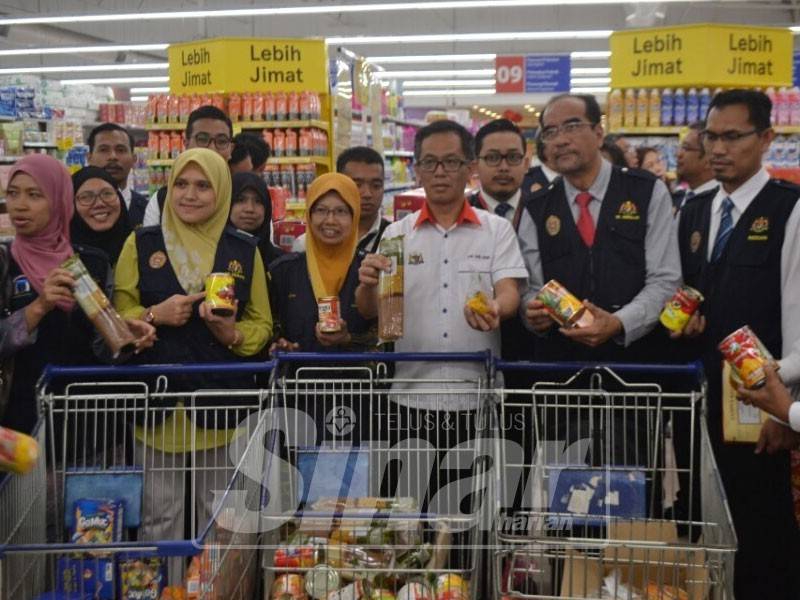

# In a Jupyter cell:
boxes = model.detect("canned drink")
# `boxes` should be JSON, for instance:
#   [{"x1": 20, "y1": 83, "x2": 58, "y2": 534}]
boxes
[
  {"x1": 397, "y1": 582, "x2": 434, "y2": 600},
  {"x1": 535, "y1": 279, "x2": 594, "y2": 328},
  {"x1": 305, "y1": 565, "x2": 341, "y2": 600},
  {"x1": 719, "y1": 326, "x2": 775, "y2": 389},
  {"x1": 660, "y1": 285, "x2": 703, "y2": 332},
  {"x1": 205, "y1": 272, "x2": 236, "y2": 316},
  {"x1": 272, "y1": 574, "x2": 305, "y2": 599},
  {"x1": 318, "y1": 296, "x2": 342, "y2": 333}
]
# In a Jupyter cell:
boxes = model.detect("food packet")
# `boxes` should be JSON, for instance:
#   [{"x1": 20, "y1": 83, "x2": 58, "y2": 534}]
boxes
[
  {"x1": 72, "y1": 498, "x2": 124, "y2": 544},
  {"x1": 0, "y1": 425, "x2": 38, "y2": 474},
  {"x1": 465, "y1": 272, "x2": 493, "y2": 316},
  {"x1": 120, "y1": 557, "x2": 166, "y2": 599},
  {"x1": 378, "y1": 235, "x2": 404, "y2": 342}
]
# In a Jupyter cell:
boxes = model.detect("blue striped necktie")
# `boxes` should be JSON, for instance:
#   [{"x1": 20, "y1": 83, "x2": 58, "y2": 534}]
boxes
[{"x1": 711, "y1": 197, "x2": 735, "y2": 262}]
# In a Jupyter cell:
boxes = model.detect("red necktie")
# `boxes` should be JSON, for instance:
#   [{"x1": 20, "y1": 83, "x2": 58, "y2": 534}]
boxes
[{"x1": 575, "y1": 192, "x2": 595, "y2": 247}]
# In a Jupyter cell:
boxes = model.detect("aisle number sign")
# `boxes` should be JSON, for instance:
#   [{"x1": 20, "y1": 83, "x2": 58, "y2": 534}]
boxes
[
  {"x1": 168, "y1": 37, "x2": 328, "y2": 94},
  {"x1": 495, "y1": 55, "x2": 571, "y2": 94},
  {"x1": 610, "y1": 24, "x2": 792, "y2": 89}
]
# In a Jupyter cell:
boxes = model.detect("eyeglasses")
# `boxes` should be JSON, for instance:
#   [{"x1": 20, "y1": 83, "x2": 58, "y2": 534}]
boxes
[
  {"x1": 679, "y1": 144, "x2": 703, "y2": 153},
  {"x1": 311, "y1": 206, "x2": 352, "y2": 220},
  {"x1": 76, "y1": 189, "x2": 118, "y2": 207},
  {"x1": 539, "y1": 121, "x2": 596, "y2": 142},
  {"x1": 479, "y1": 151, "x2": 525, "y2": 167},
  {"x1": 700, "y1": 129, "x2": 761, "y2": 145},
  {"x1": 191, "y1": 132, "x2": 232, "y2": 150},
  {"x1": 417, "y1": 157, "x2": 469, "y2": 173}
]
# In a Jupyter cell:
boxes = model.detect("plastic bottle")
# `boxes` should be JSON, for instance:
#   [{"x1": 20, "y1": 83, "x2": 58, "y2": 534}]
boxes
[
  {"x1": 673, "y1": 89, "x2": 686, "y2": 126},
  {"x1": 636, "y1": 88, "x2": 649, "y2": 128},
  {"x1": 607, "y1": 89, "x2": 624, "y2": 130},
  {"x1": 786, "y1": 134, "x2": 800, "y2": 168},
  {"x1": 660, "y1": 89, "x2": 674, "y2": 127},
  {"x1": 790, "y1": 87, "x2": 800, "y2": 126},
  {"x1": 766, "y1": 87, "x2": 778, "y2": 126},
  {"x1": 698, "y1": 88, "x2": 711, "y2": 122},
  {"x1": 623, "y1": 89, "x2": 637, "y2": 128},
  {"x1": 648, "y1": 88, "x2": 661, "y2": 128},
  {"x1": 686, "y1": 88, "x2": 699, "y2": 124},
  {"x1": 776, "y1": 87, "x2": 790, "y2": 126}
]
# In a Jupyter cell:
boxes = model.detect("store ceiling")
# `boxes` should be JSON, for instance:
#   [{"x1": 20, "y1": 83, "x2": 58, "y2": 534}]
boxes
[{"x1": 1, "y1": 0, "x2": 798, "y2": 107}]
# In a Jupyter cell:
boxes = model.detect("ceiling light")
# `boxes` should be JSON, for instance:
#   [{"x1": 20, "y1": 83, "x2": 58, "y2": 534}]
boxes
[
  {"x1": 0, "y1": 44, "x2": 168, "y2": 57},
  {"x1": 570, "y1": 86, "x2": 611, "y2": 93},
  {"x1": 570, "y1": 67, "x2": 611, "y2": 75},
  {"x1": 403, "y1": 89, "x2": 496, "y2": 96},
  {"x1": 376, "y1": 69, "x2": 495, "y2": 79},
  {"x1": 329, "y1": 30, "x2": 613, "y2": 45},
  {"x1": 130, "y1": 87, "x2": 170, "y2": 93},
  {"x1": 570, "y1": 77, "x2": 612, "y2": 85},
  {"x1": 370, "y1": 53, "x2": 497, "y2": 64},
  {"x1": 0, "y1": 63, "x2": 168, "y2": 75},
  {"x1": 403, "y1": 79, "x2": 495, "y2": 88},
  {"x1": 570, "y1": 51, "x2": 612, "y2": 59},
  {"x1": 60, "y1": 76, "x2": 169, "y2": 85}
]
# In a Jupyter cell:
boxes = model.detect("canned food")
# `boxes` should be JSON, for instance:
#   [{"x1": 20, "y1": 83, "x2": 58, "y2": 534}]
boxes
[
  {"x1": 305, "y1": 565, "x2": 341, "y2": 600},
  {"x1": 275, "y1": 544, "x2": 317, "y2": 569},
  {"x1": 205, "y1": 272, "x2": 236, "y2": 316},
  {"x1": 536, "y1": 279, "x2": 594, "y2": 328},
  {"x1": 318, "y1": 296, "x2": 342, "y2": 333},
  {"x1": 659, "y1": 286, "x2": 703, "y2": 332},
  {"x1": 435, "y1": 575, "x2": 469, "y2": 596},
  {"x1": 397, "y1": 582, "x2": 434, "y2": 600},
  {"x1": 272, "y1": 574, "x2": 305, "y2": 599},
  {"x1": 718, "y1": 326, "x2": 775, "y2": 389}
]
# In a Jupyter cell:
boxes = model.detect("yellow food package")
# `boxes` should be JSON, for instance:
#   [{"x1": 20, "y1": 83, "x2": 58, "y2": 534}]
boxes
[
  {"x1": 466, "y1": 290, "x2": 492, "y2": 315},
  {"x1": 0, "y1": 425, "x2": 39, "y2": 474}
]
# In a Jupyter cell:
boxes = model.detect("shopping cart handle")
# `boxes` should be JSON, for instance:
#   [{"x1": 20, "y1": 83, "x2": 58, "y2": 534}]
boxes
[
  {"x1": 274, "y1": 350, "x2": 492, "y2": 363},
  {"x1": 40, "y1": 360, "x2": 276, "y2": 382},
  {"x1": 494, "y1": 359, "x2": 705, "y2": 377}
]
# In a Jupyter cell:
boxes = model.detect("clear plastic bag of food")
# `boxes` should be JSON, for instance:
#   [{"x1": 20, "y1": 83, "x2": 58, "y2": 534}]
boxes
[{"x1": 378, "y1": 235, "x2": 404, "y2": 342}]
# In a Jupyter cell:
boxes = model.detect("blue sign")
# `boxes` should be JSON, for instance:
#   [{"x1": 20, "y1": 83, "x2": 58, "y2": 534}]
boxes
[
  {"x1": 524, "y1": 55, "x2": 571, "y2": 93},
  {"x1": 794, "y1": 52, "x2": 800, "y2": 88}
]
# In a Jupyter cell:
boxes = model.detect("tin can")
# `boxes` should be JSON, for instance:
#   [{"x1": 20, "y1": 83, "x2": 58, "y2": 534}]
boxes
[
  {"x1": 397, "y1": 582, "x2": 434, "y2": 600},
  {"x1": 660, "y1": 285, "x2": 704, "y2": 332},
  {"x1": 304, "y1": 565, "x2": 341, "y2": 600},
  {"x1": 718, "y1": 326, "x2": 774, "y2": 389},
  {"x1": 318, "y1": 296, "x2": 342, "y2": 333},
  {"x1": 272, "y1": 574, "x2": 305, "y2": 599},
  {"x1": 434, "y1": 575, "x2": 469, "y2": 597},
  {"x1": 205, "y1": 272, "x2": 236, "y2": 316},
  {"x1": 535, "y1": 279, "x2": 594, "y2": 328}
]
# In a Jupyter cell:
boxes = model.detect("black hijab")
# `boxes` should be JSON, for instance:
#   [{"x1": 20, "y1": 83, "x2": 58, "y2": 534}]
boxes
[
  {"x1": 70, "y1": 167, "x2": 132, "y2": 265},
  {"x1": 230, "y1": 172, "x2": 284, "y2": 267}
]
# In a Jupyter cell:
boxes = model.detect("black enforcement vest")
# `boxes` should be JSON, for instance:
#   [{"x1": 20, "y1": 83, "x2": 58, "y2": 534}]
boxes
[
  {"x1": 127, "y1": 189, "x2": 149, "y2": 229},
  {"x1": 526, "y1": 166, "x2": 667, "y2": 362}
]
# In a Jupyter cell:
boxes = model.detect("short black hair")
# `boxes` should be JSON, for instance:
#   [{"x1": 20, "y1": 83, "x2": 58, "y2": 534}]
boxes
[
  {"x1": 88, "y1": 123, "x2": 134, "y2": 152},
  {"x1": 687, "y1": 120, "x2": 707, "y2": 157},
  {"x1": 636, "y1": 145, "x2": 659, "y2": 167},
  {"x1": 337, "y1": 146, "x2": 385, "y2": 174},
  {"x1": 185, "y1": 105, "x2": 233, "y2": 140},
  {"x1": 541, "y1": 93, "x2": 602, "y2": 127},
  {"x1": 707, "y1": 89, "x2": 772, "y2": 131},
  {"x1": 535, "y1": 131, "x2": 547, "y2": 162},
  {"x1": 229, "y1": 132, "x2": 270, "y2": 171},
  {"x1": 600, "y1": 139, "x2": 627, "y2": 167},
  {"x1": 414, "y1": 119, "x2": 475, "y2": 161},
  {"x1": 474, "y1": 118, "x2": 525, "y2": 157}
]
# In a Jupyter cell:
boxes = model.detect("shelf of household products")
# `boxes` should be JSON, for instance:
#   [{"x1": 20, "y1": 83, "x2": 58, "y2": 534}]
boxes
[
  {"x1": 609, "y1": 126, "x2": 800, "y2": 135},
  {"x1": 146, "y1": 156, "x2": 330, "y2": 168},
  {"x1": 349, "y1": 110, "x2": 426, "y2": 129}
]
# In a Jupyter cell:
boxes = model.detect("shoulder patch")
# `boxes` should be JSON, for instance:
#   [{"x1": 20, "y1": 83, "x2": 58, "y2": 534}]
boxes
[{"x1": 225, "y1": 226, "x2": 259, "y2": 246}]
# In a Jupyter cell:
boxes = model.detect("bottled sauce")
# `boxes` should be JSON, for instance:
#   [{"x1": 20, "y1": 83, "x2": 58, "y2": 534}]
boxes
[
  {"x1": 636, "y1": 88, "x2": 649, "y2": 128},
  {"x1": 660, "y1": 88, "x2": 674, "y2": 126},
  {"x1": 673, "y1": 89, "x2": 686, "y2": 126},
  {"x1": 686, "y1": 88, "x2": 699, "y2": 124},
  {"x1": 607, "y1": 89, "x2": 624, "y2": 130},
  {"x1": 648, "y1": 88, "x2": 661, "y2": 128},
  {"x1": 623, "y1": 89, "x2": 637, "y2": 128}
]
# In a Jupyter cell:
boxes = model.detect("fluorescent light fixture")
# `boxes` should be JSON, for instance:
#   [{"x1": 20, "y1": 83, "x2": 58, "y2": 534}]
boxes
[
  {"x1": 403, "y1": 79, "x2": 495, "y2": 88},
  {"x1": 61, "y1": 76, "x2": 169, "y2": 85},
  {"x1": 0, "y1": 44, "x2": 168, "y2": 57},
  {"x1": 376, "y1": 69, "x2": 495, "y2": 79},
  {"x1": 130, "y1": 96, "x2": 149, "y2": 102},
  {"x1": 791, "y1": 26, "x2": 800, "y2": 32},
  {"x1": 570, "y1": 86, "x2": 610, "y2": 93},
  {"x1": 403, "y1": 89, "x2": 496, "y2": 96},
  {"x1": 130, "y1": 87, "x2": 170, "y2": 93},
  {"x1": 329, "y1": 30, "x2": 613, "y2": 45},
  {"x1": 369, "y1": 53, "x2": 497, "y2": 64},
  {"x1": 570, "y1": 67, "x2": 611, "y2": 75},
  {"x1": 0, "y1": 63, "x2": 168, "y2": 75},
  {"x1": 570, "y1": 77, "x2": 612, "y2": 85},
  {"x1": 570, "y1": 51, "x2": 612, "y2": 59}
]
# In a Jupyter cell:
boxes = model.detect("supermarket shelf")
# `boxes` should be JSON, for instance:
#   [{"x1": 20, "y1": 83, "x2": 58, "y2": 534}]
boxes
[
  {"x1": 239, "y1": 119, "x2": 329, "y2": 130},
  {"x1": 268, "y1": 156, "x2": 329, "y2": 166},
  {"x1": 145, "y1": 122, "x2": 184, "y2": 131},
  {"x1": 286, "y1": 202, "x2": 306, "y2": 212},
  {"x1": 0, "y1": 155, "x2": 23, "y2": 162},
  {"x1": 775, "y1": 126, "x2": 800, "y2": 134},
  {"x1": 146, "y1": 159, "x2": 175, "y2": 167},
  {"x1": 609, "y1": 127, "x2": 684, "y2": 135},
  {"x1": 385, "y1": 150, "x2": 414, "y2": 158},
  {"x1": 385, "y1": 116, "x2": 426, "y2": 128}
]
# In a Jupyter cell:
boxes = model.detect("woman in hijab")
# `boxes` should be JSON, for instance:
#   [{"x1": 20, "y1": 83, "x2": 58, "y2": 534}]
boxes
[
  {"x1": 0, "y1": 155, "x2": 153, "y2": 434},
  {"x1": 70, "y1": 166, "x2": 132, "y2": 265},
  {"x1": 229, "y1": 171, "x2": 283, "y2": 271},
  {"x1": 269, "y1": 172, "x2": 376, "y2": 353}
]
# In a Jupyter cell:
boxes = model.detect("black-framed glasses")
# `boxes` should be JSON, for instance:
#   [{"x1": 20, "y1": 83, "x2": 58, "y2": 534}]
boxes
[
  {"x1": 310, "y1": 206, "x2": 352, "y2": 220},
  {"x1": 191, "y1": 132, "x2": 232, "y2": 150},
  {"x1": 75, "y1": 189, "x2": 118, "y2": 207},
  {"x1": 540, "y1": 121, "x2": 596, "y2": 142},
  {"x1": 417, "y1": 157, "x2": 469, "y2": 173},
  {"x1": 700, "y1": 129, "x2": 761, "y2": 145},
  {"x1": 479, "y1": 151, "x2": 525, "y2": 167}
]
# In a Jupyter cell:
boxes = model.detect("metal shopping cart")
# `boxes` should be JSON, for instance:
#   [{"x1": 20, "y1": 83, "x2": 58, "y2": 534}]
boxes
[
  {"x1": 259, "y1": 351, "x2": 496, "y2": 600},
  {"x1": 0, "y1": 361, "x2": 275, "y2": 600},
  {"x1": 492, "y1": 362, "x2": 737, "y2": 600}
]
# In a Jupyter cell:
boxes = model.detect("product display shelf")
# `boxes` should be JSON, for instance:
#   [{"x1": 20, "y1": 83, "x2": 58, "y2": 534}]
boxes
[
  {"x1": 609, "y1": 126, "x2": 685, "y2": 135},
  {"x1": 146, "y1": 159, "x2": 176, "y2": 167},
  {"x1": 238, "y1": 119, "x2": 329, "y2": 131},
  {"x1": 269, "y1": 156, "x2": 330, "y2": 166},
  {"x1": 385, "y1": 150, "x2": 414, "y2": 158}
]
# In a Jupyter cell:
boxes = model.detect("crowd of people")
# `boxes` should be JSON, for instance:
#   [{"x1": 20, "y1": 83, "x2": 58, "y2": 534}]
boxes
[{"x1": 1, "y1": 88, "x2": 799, "y2": 599}]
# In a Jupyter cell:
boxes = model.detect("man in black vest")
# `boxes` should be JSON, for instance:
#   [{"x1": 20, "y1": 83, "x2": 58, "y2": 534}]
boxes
[
  {"x1": 675, "y1": 89, "x2": 800, "y2": 600},
  {"x1": 672, "y1": 121, "x2": 718, "y2": 213},
  {"x1": 88, "y1": 123, "x2": 149, "y2": 228},
  {"x1": 520, "y1": 134, "x2": 559, "y2": 203},
  {"x1": 518, "y1": 93, "x2": 680, "y2": 362}
]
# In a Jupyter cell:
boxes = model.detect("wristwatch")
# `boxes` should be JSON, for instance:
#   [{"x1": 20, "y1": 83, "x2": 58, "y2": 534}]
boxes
[{"x1": 144, "y1": 308, "x2": 156, "y2": 326}]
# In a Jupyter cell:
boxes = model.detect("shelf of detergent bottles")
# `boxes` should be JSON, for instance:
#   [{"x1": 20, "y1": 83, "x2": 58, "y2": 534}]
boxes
[
  {"x1": 609, "y1": 126, "x2": 800, "y2": 136},
  {"x1": 146, "y1": 119, "x2": 329, "y2": 132},
  {"x1": 146, "y1": 156, "x2": 330, "y2": 168}
]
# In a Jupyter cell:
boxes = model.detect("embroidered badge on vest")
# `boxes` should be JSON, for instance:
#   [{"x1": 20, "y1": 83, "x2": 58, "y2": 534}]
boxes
[
  {"x1": 530, "y1": 182, "x2": 543, "y2": 193},
  {"x1": 545, "y1": 215, "x2": 561, "y2": 236},
  {"x1": 227, "y1": 259, "x2": 245, "y2": 279},
  {"x1": 747, "y1": 217, "x2": 769, "y2": 241},
  {"x1": 148, "y1": 251, "x2": 167, "y2": 269},
  {"x1": 12, "y1": 275, "x2": 31, "y2": 295},
  {"x1": 615, "y1": 200, "x2": 641, "y2": 221},
  {"x1": 409, "y1": 252, "x2": 424, "y2": 265},
  {"x1": 689, "y1": 231, "x2": 703, "y2": 254}
]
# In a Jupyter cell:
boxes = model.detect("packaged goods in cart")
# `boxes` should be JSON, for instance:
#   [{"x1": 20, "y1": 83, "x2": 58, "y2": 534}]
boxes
[
  {"x1": 272, "y1": 574, "x2": 306, "y2": 599},
  {"x1": 275, "y1": 543, "x2": 319, "y2": 568},
  {"x1": 318, "y1": 296, "x2": 342, "y2": 333},
  {"x1": 719, "y1": 325, "x2": 776, "y2": 389},
  {"x1": 377, "y1": 236, "x2": 404, "y2": 341},
  {"x1": 371, "y1": 590, "x2": 396, "y2": 600},
  {"x1": 659, "y1": 285, "x2": 703, "y2": 333},
  {"x1": 328, "y1": 580, "x2": 368, "y2": 600},
  {"x1": 536, "y1": 279, "x2": 594, "y2": 329},
  {"x1": 434, "y1": 574, "x2": 469, "y2": 600},
  {"x1": 397, "y1": 582, "x2": 434, "y2": 600},
  {"x1": 119, "y1": 557, "x2": 166, "y2": 599},
  {"x1": 644, "y1": 582, "x2": 688, "y2": 600},
  {"x1": 160, "y1": 587, "x2": 186, "y2": 600},
  {"x1": 62, "y1": 255, "x2": 137, "y2": 358},
  {"x1": 0, "y1": 425, "x2": 39, "y2": 474},
  {"x1": 305, "y1": 565, "x2": 342, "y2": 599},
  {"x1": 56, "y1": 556, "x2": 115, "y2": 599},
  {"x1": 204, "y1": 272, "x2": 236, "y2": 316},
  {"x1": 72, "y1": 498, "x2": 124, "y2": 544}
]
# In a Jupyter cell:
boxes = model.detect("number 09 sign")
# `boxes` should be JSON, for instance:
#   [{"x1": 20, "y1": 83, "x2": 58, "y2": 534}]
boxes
[
  {"x1": 495, "y1": 54, "x2": 571, "y2": 94},
  {"x1": 495, "y1": 56, "x2": 525, "y2": 93}
]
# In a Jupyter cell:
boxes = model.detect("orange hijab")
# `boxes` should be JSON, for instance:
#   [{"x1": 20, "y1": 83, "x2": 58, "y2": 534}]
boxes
[{"x1": 305, "y1": 173, "x2": 361, "y2": 300}]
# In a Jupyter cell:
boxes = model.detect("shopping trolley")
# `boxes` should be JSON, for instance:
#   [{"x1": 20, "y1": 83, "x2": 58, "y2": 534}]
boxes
[
  {"x1": 491, "y1": 361, "x2": 737, "y2": 600},
  {"x1": 0, "y1": 360, "x2": 275, "y2": 600},
  {"x1": 259, "y1": 351, "x2": 496, "y2": 600}
]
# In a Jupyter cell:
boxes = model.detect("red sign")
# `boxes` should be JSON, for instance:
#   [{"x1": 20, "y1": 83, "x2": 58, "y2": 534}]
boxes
[{"x1": 495, "y1": 55, "x2": 525, "y2": 94}]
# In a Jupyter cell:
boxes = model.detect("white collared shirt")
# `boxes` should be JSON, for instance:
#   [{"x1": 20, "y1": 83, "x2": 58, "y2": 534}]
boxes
[
  {"x1": 690, "y1": 179, "x2": 720, "y2": 197},
  {"x1": 541, "y1": 164, "x2": 559, "y2": 183},
  {"x1": 477, "y1": 188, "x2": 521, "y2": 222},
  {"x1": 120, "y1": 186, "x2": 133, "y2": 210}
]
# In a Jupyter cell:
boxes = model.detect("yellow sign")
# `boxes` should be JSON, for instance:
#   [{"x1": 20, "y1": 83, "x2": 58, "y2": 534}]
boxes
[
  {"x1": 168, "y1": 37, "x2": 328, "y2": 94},
  {"x1": 610, "y1": 24, "x2": 792, "y2": 89}
]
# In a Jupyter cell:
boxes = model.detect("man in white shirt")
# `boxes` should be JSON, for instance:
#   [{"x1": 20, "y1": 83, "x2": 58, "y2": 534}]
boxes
[
  {"x1": 675, "y1": 89, "x2": 800, "y2": 600},
  {"x1": 672, "y1": 120, "x2": 719, "y2": 212}
]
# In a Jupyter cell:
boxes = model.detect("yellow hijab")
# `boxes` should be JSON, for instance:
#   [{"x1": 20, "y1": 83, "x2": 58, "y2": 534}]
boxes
[
  {"x1": 163, "y1": 148, "x2": 232, "y2": 294},
  {"x1": 305, "y1": 173, "x2": 361, "y2": 300}
]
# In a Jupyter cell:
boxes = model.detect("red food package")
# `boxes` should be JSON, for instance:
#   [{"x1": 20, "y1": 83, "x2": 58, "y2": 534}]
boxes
[
  {"x1": 179, "y1": 95, "x2": 191, "y2": 122},
  {"x1": 241, "y1": 92, "x2": 253, "y2": 122},
  {"x1": 228, "y1": 93, "x2": 242, "y2": 122}
]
